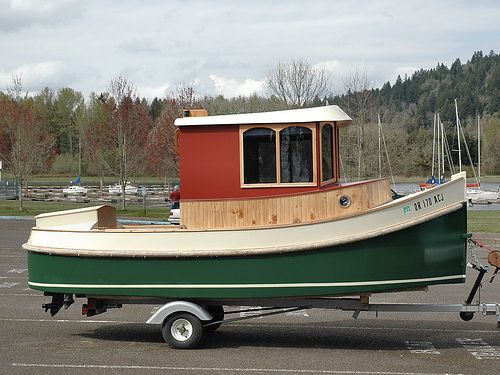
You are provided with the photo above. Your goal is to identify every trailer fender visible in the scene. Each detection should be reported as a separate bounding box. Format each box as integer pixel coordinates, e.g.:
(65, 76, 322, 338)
(146, 301, 213, 325)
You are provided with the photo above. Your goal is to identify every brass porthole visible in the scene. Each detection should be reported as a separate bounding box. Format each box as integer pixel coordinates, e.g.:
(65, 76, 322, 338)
(339, 195, 351, 208)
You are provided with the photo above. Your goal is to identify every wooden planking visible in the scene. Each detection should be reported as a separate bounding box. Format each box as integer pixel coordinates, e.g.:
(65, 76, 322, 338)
(181, 179, 391, 229)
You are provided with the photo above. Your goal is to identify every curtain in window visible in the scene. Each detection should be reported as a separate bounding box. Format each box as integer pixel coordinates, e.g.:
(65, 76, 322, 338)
(280, 126, 313, 183)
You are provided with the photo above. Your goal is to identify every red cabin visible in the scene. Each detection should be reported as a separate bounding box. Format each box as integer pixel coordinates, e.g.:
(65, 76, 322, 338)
(174, 106, 391, 228)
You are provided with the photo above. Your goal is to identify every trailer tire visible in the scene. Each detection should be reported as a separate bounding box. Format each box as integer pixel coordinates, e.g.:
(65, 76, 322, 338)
(162, 312, 203, 349)
(204, 305, 224, 332)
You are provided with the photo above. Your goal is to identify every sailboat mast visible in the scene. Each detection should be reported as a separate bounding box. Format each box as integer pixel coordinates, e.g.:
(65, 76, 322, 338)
(432, 114, 436, 178)
(378, 115, 382, 179)
(454, 99, 462, 172)
(437, 114, 441, 180)
(439, 114, 445, 179)
(478, 115, 481, 186)
(78, 138, 82, 178)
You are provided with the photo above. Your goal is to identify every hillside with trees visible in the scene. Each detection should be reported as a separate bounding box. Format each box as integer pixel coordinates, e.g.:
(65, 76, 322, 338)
(329, 50, 500, 180)
(2, 50, 500, 195)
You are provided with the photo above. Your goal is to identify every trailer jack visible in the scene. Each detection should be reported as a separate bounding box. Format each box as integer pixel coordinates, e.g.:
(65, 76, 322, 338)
(459, 263, 486, 321)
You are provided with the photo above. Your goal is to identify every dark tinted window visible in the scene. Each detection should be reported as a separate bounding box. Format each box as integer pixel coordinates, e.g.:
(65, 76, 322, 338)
(243, 128, 277, 183)
(280, 126, 313, 183)
(321, 124, 334, 182)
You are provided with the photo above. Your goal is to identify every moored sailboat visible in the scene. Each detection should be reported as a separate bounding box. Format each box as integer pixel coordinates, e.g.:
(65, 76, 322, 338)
(419, 113, 450, 189)
(452, 101, 499, 204)
(466, 115, 499, 203)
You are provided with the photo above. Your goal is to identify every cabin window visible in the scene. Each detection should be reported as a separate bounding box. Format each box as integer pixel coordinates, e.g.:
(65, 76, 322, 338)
(280, 126, 313, 183)
(321, 124, 334, 182)
(243, 127, 277, 184)
(241, 124, 316, 187)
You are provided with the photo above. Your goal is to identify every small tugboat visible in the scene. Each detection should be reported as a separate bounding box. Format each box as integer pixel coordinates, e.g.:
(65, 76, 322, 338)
(24, 105, 481, 348)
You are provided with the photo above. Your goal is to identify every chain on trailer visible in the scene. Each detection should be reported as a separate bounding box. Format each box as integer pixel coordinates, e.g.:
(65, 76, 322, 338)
(468, 238, 487, 270)
(469, 238, 500, 284)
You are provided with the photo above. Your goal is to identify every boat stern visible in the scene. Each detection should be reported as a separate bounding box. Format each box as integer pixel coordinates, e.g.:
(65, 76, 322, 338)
(32, 205, 121, 231)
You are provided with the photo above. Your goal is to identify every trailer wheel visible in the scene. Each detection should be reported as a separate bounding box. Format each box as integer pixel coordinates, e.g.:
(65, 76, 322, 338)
(204, 305, 224, 332)
(162, 312, 203, 349)
(460, 311, 474, 321)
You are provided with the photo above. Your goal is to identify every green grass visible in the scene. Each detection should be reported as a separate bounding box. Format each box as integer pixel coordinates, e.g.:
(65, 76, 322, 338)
(467, 210, 500, 233)
(0, 200, 170, 220)
(1, 199, 499, 232)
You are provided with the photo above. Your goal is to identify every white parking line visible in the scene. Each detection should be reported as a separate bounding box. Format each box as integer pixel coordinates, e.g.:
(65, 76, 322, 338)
(404, 340, 440, 354)
(7, 268, 27, 273)
(0, 275, 26, 279)
(231, 323, 499, 334)
(456, 338, 500, 359)
(1, 317, 499, 334)
(9, 363, 473, 375)
(0, 317, 139, 324)
(0, 282, 20, 288)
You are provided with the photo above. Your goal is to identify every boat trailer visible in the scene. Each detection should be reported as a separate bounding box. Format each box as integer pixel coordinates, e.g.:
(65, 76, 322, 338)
(40, 240, 500, 349)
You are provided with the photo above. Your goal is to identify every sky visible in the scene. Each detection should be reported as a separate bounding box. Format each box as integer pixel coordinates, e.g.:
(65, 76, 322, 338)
(1, 0, 499, 102)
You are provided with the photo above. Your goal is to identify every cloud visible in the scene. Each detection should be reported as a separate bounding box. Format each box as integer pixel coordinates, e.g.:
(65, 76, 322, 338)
(119, 38, 160, 53)
(2, 1, 500, 100)
(139, 84, 171, 101)
(316, 60, 341, 74)
(0, 61, 76, 93)
(0, 0, 82, 33)
(394, 66, 421, 80)
(209, 75, 264, 98)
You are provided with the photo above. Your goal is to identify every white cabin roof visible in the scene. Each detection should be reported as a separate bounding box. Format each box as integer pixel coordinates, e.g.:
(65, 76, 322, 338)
(174, 105, 352, 128)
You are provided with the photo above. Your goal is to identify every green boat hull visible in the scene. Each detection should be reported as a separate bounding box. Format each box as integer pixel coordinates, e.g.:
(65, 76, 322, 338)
(28, 205, 467, 300)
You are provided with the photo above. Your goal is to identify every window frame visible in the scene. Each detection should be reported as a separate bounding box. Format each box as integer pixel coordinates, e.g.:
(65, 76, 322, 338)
(319, 122, 339, 186)
(240, 123, 317, 188)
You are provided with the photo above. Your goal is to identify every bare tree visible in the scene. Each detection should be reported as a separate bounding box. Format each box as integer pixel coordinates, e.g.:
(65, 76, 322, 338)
(339, 69, 374, 180)
(265, 59, 332, 109)
(145, 82, 202, 181)
(86, 76, 150, 209)
(144, 104, 179, 180)
(0, 76, 55, 210)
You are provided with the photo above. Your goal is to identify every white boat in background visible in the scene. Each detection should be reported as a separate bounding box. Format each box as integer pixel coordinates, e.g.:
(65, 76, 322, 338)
(62, 185, 88, 195)
(108, 183, 138, 195)
(466, 188, 498, 203)
(454, 102, 498, 204)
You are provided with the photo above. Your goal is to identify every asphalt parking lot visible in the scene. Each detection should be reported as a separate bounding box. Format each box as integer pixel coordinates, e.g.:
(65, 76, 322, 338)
(1, 218, 500, 374)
